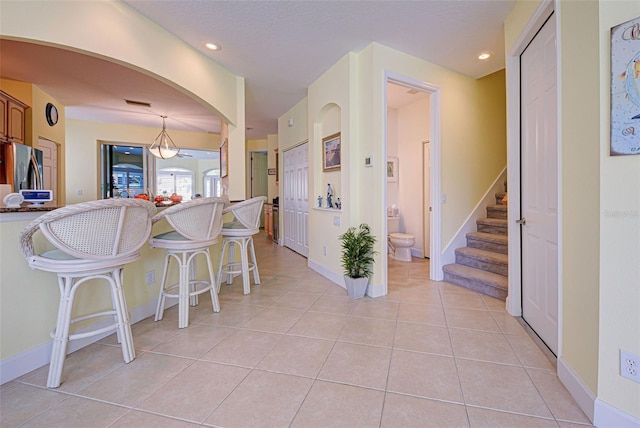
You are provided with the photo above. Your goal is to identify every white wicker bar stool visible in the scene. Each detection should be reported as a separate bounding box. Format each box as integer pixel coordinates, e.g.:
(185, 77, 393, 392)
(216, 196, 267, 295)
(149, 197, 228, 329)
(19, 198, 156, 388)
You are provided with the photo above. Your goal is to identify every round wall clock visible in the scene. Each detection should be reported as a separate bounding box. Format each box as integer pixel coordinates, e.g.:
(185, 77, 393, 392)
(45, 103, 58, 126)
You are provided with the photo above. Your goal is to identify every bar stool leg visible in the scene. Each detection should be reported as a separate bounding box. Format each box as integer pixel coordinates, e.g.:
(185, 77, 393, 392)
(111, 268, 135, 363)
(227, 241, 236, 285)
(248, 236, 260, 285)
(155, 252, 171, 321)
(204, 248, 220, 312)
(189, 255, 199, 307)
(240, 237, 251, 295)
(216, 239, 229, 293)
(47, 275, 74, 388)
(178, 252, 190, 329)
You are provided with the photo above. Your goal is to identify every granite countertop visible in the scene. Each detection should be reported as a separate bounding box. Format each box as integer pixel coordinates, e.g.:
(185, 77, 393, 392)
(0, 205, 58, 214)
(0, 200, 182, 215)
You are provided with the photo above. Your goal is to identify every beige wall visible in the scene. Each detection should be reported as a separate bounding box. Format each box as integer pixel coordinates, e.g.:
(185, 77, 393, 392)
(66, 119, 220, 204)
(597, 1, 640, 419)
(558, 0, 601, 396)
(266, 134, 279, 201)
(505, 0, 640, 420)
(1, 0, 246, 200)
(284, 43, 507, 294)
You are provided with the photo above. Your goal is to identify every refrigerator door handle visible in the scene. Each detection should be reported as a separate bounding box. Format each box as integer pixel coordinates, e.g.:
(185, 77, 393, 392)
(29, 150, 42, 190)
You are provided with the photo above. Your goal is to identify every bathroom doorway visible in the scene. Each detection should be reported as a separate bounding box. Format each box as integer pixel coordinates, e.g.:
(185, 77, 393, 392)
(385, 73, 442, 283)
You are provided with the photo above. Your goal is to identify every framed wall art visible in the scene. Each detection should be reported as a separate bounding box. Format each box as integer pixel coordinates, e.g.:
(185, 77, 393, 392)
(322, 132, 341, 171)
(387, 157, 398, 182)
(610, 16, 640, 156)
(220, 138, 228, 177)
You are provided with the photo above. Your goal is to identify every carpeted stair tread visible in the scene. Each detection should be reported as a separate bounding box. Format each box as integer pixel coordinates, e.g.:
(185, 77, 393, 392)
(466, 231, 508, 244)
(477, 217, 507, 226)
(455, 247, 508, 265)
(443, 263, 508, 300)
(455, 247, 508, 276)
(476, 217, 508, 236)
(486, 204, 507, 219)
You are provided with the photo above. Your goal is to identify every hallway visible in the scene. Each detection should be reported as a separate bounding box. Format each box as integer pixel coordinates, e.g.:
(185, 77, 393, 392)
(1, 234, 591, 427)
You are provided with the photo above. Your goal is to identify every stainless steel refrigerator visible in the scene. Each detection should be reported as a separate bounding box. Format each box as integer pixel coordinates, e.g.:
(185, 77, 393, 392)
(1, 142, 44, 192)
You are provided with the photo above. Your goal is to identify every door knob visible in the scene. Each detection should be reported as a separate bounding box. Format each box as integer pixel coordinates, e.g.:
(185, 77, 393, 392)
(516, 217, 527, 225)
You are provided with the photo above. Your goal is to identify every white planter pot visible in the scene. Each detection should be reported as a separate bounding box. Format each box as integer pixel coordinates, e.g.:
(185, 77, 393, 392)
(344, 275, 369, 299)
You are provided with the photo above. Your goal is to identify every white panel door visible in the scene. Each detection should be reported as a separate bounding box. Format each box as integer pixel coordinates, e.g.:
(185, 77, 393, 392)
(295, 144, 309, 256)
(283, 143, 309, 257)
(38, 138, 58, 206)
(284, 148, 295, 250)
(521, 16, 558, 355)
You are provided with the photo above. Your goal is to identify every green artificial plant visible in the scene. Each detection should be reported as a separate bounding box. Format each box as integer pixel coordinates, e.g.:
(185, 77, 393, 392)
(339, 223, 377, 278)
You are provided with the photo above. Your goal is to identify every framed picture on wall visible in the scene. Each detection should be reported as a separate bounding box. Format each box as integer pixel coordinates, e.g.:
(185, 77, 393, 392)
(220, 138, 228, 178)
(610, 16, 640, 155)
(322, 132, 341, 171)
(387, 157, 398, 182)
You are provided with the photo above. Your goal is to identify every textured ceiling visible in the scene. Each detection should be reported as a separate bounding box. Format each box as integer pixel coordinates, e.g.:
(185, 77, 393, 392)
(0, 0, 514, 139)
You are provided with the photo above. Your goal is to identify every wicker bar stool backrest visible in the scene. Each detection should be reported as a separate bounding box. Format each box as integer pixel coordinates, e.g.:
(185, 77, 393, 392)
(152, 197, 229, 240)
(225, 196, 267, 229)
(20, 198, 157, 261)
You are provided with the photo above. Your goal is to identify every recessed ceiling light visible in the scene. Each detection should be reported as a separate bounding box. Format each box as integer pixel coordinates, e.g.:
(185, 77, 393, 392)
(478, 51, 493, 60)
(205, 43, 221, 51)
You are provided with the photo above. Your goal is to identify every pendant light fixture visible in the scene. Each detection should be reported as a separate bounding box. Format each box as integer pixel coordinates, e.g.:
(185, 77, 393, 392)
(149, 115, 179, 159)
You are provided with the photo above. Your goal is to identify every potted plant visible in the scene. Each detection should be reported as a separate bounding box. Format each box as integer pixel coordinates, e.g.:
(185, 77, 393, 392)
(339, 223, 377, 299)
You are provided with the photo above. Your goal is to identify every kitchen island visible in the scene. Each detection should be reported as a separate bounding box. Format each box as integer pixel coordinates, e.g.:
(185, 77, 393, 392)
(0, 206, 227, 385)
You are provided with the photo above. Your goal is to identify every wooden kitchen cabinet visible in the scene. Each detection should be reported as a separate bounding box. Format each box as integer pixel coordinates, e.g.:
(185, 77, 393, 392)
(264, 203, 273, 238)
(0, 91, 28, 145)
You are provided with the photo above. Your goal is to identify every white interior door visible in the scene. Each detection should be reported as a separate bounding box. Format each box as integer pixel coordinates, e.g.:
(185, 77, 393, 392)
(283, 143, 309, 257)
(422, 141, 431, 258)
(38, 138, 57, 206)
(521, 16, 558, 355)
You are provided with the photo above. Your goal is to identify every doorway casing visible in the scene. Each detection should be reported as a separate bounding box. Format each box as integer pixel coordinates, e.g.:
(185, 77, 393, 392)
(384, 72, 442, 283)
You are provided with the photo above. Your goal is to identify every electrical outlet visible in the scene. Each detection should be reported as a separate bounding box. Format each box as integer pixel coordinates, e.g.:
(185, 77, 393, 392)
(323, 246, 327, 256)
(145, 270, 155, 285)
(620, 350, 640, 383)
(333, 216, 340, 226)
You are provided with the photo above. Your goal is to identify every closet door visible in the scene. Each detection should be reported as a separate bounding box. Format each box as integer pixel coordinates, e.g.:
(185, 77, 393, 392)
(283, 143, 309, 257)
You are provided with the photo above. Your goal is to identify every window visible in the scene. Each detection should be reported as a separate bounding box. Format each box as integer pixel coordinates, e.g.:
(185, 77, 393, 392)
(204, 168, 222, 197)
(100, 144, 148, 199)
(99, 143, 220, 200)
(157, 168, 193, 200)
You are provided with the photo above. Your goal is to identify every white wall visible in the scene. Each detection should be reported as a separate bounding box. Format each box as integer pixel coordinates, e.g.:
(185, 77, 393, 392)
(397, 96, 430, 257)
(386, 108, 399, 210)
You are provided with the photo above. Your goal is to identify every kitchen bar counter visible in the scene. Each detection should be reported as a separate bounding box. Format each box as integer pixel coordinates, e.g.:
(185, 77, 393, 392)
(0, 200, 182, 220)
(0, 205, 57, 214)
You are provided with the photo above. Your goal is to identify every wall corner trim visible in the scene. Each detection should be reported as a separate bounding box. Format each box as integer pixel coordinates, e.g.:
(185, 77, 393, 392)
(557, 356, 596, 423)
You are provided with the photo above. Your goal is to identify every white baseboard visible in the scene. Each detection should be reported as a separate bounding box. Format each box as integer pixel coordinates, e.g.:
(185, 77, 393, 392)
(557, 356, 596, 423)
(307, 258, 384, 298)
(0, 298, 163, 385)
(594, 399, 640, 428)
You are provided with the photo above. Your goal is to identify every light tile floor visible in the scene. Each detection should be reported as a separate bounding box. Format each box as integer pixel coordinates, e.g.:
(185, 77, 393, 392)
(1, 233, 593, 427)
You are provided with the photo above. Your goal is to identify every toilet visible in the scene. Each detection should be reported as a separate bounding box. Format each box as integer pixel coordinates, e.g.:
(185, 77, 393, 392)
(387, 216, 415, 262)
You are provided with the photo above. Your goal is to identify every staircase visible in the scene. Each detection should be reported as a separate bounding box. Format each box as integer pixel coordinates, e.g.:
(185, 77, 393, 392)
(443, 192, 508, 300)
